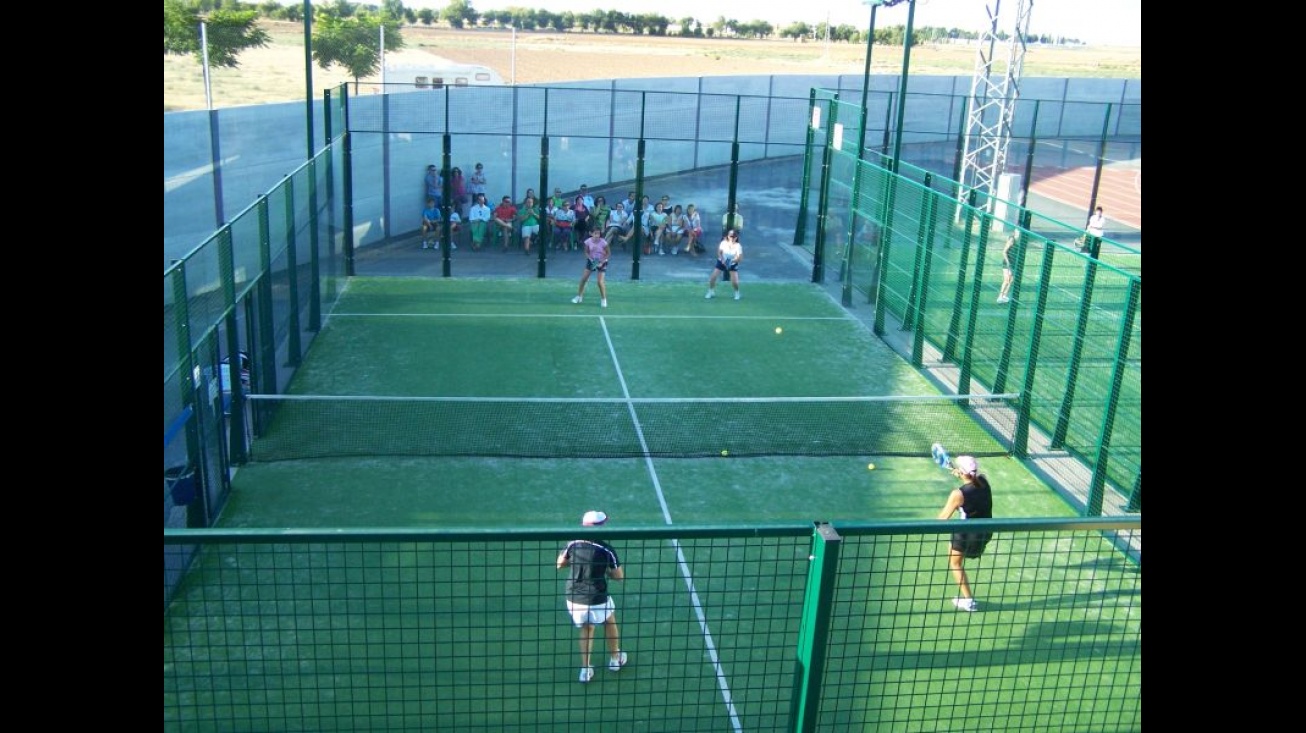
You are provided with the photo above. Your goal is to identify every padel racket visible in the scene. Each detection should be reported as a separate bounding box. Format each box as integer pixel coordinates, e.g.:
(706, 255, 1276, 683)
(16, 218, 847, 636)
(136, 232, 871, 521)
(931, 443, 952, 470)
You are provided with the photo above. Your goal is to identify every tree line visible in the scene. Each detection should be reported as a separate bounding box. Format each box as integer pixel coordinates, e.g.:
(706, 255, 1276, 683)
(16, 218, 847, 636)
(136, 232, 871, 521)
(165, 1, 1082, 84)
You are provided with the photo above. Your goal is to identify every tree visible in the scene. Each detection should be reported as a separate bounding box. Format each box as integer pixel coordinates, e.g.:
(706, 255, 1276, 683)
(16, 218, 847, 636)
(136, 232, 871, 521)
(441, 0, 477, 29)
(164, 0, 270, 68)
(312, 10, 406, 85)
(779, 22, 812, 41)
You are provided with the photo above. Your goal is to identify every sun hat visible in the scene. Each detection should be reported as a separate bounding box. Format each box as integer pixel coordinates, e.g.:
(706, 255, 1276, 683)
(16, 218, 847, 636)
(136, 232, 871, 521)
(581, 510, 608, 526)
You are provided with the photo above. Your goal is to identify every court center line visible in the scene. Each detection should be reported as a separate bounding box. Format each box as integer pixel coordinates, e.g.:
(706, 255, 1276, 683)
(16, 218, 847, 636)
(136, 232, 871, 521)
(598, 315, 743, 733)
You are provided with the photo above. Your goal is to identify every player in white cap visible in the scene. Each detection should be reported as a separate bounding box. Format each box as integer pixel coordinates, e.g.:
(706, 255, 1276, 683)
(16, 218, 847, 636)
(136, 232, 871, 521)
(556, 510, 628, 682)
(937, 456, 993, 612)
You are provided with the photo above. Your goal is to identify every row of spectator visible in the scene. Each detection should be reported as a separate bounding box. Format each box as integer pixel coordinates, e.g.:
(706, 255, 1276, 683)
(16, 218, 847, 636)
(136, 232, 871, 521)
(423, 188, 744, 257)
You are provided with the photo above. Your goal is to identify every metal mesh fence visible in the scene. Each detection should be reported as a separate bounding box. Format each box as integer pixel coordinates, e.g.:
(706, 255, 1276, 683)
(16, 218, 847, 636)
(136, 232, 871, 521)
(798, 95, 1140, 512)
(164, 520, 1140, 732)
(164, 82, 1140, 532)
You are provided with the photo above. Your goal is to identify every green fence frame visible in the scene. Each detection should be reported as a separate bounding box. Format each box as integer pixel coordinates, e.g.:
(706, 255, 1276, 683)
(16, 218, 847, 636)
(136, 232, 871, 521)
(165, 518, 1140, 732)
(796, 94, 1140, 515)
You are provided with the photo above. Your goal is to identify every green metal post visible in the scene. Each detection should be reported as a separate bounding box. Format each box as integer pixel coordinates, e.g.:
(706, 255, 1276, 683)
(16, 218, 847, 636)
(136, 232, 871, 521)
(219, 227, 246, 465)
(308, 157, 321, 332)
(949, 93, 966, 191)
(632, 139, 646, 279)
(793, 89, 817, 247)
(901, 173, 932, 342)
(841, 152, 862, 307)
(170, 265, 204, 528)
(1052, 252, 1100, 449)
(812, 94, 838, 284)
(993, 212, 1032, 393)
(539, 135, 549, 278)
(786, 522, 842, 733)
(632, 91, 646, 271)
(726, 96, 741, 235)
(957, 216, 992, 396)
(1085, 103, 1113, 217)
(441, 132, 453, 277)
(1014, 240, 1059, 460)
(880, 90, 893, 157)
(1125, 468, 1141, 512)
(303, 0, 314, 163)
(871, 171, 895, 336)
(944, 188, 979, 363)
(909, 187, 938, 366)
(1018, 101, 1041, 211)
(857, 4, 879, 160)
(1086, 277, 1140, 516)
(284, 177, 302, 366)
(890, 1, 916, 173)
(341, 87, 355, 276)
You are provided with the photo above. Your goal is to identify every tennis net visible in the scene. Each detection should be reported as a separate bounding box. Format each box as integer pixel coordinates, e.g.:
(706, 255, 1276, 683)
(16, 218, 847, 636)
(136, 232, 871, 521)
(245, 393, 1018, 461)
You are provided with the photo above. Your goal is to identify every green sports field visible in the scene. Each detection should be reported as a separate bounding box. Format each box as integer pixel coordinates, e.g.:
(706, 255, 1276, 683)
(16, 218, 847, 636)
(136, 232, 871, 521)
(219, 277, 1076, 528)
(164, 278, 1138, 732)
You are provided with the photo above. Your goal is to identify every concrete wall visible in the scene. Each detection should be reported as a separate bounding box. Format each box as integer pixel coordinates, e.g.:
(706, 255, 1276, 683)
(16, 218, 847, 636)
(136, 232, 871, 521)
(164, 74, 1139, 265)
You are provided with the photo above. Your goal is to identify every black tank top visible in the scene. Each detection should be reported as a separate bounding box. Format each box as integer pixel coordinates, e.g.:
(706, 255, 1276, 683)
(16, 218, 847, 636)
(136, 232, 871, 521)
(959, 476, 993, 520)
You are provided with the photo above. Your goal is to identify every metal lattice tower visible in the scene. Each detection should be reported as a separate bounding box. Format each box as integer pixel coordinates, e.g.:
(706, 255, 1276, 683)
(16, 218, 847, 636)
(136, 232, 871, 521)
(960, 0, 1034, 206)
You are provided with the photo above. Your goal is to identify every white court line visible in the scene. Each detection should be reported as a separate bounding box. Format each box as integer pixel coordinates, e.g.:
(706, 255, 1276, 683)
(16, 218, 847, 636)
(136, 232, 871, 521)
(598, 315, 744, 733)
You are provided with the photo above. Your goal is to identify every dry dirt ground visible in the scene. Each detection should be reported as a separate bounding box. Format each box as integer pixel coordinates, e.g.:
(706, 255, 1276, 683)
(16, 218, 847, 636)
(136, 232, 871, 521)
(164, 22, 1141, 111)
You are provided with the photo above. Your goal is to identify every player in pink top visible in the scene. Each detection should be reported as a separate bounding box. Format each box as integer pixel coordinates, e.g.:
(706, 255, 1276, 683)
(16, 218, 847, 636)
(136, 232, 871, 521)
(571, 229, 611, 308)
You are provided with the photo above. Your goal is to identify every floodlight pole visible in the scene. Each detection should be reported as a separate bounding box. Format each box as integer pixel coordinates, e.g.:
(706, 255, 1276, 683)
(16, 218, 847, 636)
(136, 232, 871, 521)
(891, 0, 917, 173)
(303, 0, 314, 163)
(844, 5, 879, 307)
(200, 21, 213, 111)
(857, 3, 879, 161)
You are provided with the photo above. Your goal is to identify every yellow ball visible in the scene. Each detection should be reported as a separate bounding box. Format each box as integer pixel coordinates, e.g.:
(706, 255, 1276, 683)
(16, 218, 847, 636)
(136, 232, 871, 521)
(775, 327, 783, 335)
(866, 463, 876, 470)
(721, 449, 729, 457)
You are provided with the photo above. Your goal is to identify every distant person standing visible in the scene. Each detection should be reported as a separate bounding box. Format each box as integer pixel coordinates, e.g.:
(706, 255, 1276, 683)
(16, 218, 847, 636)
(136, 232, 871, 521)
(705, 229, 743, 300)
(1082, 206, 1106, 251)
(424, 165, 442, 209)
(1087, 206, 1106, 238)
(572, 227, 610, 308)
(468, 163, 488, 207)
(557, 510, 627, 684)
(937, 455, 993, 612)
(996, 234, 1016, 304)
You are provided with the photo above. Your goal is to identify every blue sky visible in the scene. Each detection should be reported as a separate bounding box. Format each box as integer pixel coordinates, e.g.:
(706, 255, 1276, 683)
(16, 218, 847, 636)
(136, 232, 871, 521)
(397, 1, 1142, 47)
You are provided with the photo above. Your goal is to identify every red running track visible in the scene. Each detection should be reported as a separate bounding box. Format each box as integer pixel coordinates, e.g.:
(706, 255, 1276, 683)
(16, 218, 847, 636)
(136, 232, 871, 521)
(1029, 165, 1141, 230)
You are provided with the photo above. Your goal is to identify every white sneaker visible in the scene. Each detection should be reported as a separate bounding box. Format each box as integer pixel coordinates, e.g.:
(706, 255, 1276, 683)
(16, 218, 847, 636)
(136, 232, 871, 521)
(705, 290, 715, 299)
(733, 291, 741, 301)
(600, 298, 608, 308)
(450, 242, 458, 250)
(579, 666, 594, 683)
(952, 597, 977, 612)
(996, 295, 1010, 304)
(421, 242, 428, 249)
(608, 651, 627, 673)
(571, 296, 583, 304)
